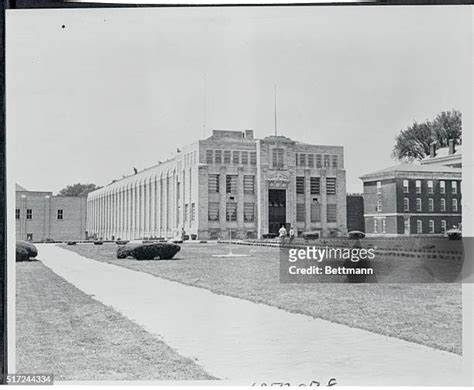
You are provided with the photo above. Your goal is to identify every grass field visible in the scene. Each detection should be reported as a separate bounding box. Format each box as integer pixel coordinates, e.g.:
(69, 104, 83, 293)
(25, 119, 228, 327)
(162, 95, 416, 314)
(61, 242, 462, 355)
(16, 261, 215, 381)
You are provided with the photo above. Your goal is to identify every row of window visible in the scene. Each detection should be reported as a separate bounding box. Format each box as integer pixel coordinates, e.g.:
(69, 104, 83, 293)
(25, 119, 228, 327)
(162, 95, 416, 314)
(296, 203, 337, 223)
(206, 150, 257, 166)
(379, 179, 460, 194)
(16, 209, 64, 220)
(296, 177, 337, 195)
(177, 151, 198, 171)
(296, 153, 338, 168)
(398, 197, 459, 213)
(208, 202, 256, 222)
(208, 202, 338, 223)
(375, 218, 450, 234)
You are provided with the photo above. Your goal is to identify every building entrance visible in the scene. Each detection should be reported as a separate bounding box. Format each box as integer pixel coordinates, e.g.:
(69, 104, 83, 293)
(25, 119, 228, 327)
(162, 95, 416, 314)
(268, 189, 286, 235)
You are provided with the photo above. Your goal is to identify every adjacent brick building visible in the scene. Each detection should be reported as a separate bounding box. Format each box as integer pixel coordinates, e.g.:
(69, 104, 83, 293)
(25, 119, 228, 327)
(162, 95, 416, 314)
(16, 184, 87, 242)
(360, 164, 462, 236)
(87, 130, 347, 240)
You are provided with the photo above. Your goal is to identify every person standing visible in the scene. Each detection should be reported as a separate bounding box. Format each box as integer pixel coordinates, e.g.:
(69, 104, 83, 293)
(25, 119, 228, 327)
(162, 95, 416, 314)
(289, 226, 295, 245)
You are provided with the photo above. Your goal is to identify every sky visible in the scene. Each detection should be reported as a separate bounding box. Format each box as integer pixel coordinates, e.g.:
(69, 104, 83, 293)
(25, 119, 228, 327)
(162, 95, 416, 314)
(6, 5, 472, 194)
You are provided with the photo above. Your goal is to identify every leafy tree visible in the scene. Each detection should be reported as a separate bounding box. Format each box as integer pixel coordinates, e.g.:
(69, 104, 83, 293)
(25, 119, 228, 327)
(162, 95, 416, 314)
(392, 110, 462, 161)
(57, 183, 101, 197)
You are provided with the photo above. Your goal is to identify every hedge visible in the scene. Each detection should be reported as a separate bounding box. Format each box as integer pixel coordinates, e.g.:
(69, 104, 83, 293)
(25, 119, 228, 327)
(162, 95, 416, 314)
(117, 242, 180, 260)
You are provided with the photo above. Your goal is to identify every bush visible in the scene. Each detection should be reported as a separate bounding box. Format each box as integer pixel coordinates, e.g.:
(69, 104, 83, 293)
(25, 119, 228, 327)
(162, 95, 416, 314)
(191, 234, 197, 240)
(93, 241, 104, 245)
(126, 243, 181, 260)
(302, 231, 320, 240)
(16, 247, 29, 262)
(116, 243, 141, 259)
(17, 241, 38, 258)
(116, 240, 129, 245)
(67, 241, 77, 245)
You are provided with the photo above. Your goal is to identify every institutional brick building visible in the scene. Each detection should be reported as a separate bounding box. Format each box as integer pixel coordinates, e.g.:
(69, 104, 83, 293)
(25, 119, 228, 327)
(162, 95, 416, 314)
(360, 164, 462, 236)
(87, 130, 347, 240)
(15, 184, 87, 242)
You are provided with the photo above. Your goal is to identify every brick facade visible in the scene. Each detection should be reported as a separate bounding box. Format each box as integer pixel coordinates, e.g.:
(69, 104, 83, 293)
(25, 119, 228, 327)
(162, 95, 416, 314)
(16, 187, 87, 242)
(360, 165, 462, 236)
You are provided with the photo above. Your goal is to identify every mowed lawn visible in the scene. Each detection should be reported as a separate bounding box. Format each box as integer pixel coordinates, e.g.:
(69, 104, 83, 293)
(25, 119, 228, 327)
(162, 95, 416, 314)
(16, 261, 215, 381)
(62, 242, 462, 355)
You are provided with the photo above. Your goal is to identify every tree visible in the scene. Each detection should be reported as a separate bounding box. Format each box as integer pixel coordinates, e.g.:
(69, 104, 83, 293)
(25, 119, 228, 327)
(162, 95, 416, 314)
(57, 183, 101, 197)
(392, 110, 462, 161)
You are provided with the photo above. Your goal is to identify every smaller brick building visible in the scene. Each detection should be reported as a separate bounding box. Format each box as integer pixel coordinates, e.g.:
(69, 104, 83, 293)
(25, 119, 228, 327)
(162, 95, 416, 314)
(360, 164, 461, 236)
(16, 184, 87, 242)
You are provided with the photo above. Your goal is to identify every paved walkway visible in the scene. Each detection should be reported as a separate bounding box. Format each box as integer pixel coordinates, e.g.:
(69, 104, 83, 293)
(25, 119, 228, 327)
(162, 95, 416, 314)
(36, 244, 468, 385)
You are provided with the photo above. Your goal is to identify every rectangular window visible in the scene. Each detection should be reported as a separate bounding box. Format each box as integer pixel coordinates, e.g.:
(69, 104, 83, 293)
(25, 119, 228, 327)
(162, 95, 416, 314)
(327, 204, 337, 223)
(184, 204, 189, 222)
(316, 154, 322, 168)
(299, 153, 306, 167)
(324, 155, 330, 168)
(310, 177, 320, 195)
(428, 198, 434, 212)
(215, 150, 222, 164)
(191, 203, 196, 222)
(427, 180, 433, 194)
(208, 174, 220, 193)
(440, 180, 445, 194)
(226, 175, 237, 194)
(296, 204, 305, 222)
(308, 154, 314, 168)
(57, 209, 64, 220)
(26, 209, 32, 220)
(376, 199, 382, 212)
(326, 178, 337, 195)
(272, 148, 284, 168)
(429, 220, 435, 233)
(206, 150, 213, 164)
(331, 155, 338, 168)
(417, 220, 422, 234)
(440, 198, 446, 212)
(382, 218, 386, 233)
(244, 203, 255, 222)
(15, 209, 20, 220)
(224, 150, 231, 164)
(250, 151, 257, 165)
(404, 197, 409, 211)
(441, 220, 447, 233)
(404, 217, 410, 234)
(233, 151, 240, 165)
(244, 175, 255, 194)
(416, 198, 422, 212)
(296, 177, 305, 194)
(416, 180, 421, 194)
(452, 198, 458, 212)
(374, 218, 378, 233)
(451, 181, 457, 194)
(208, 202, 219, 221)
(310, 202, 320, 222)
(241, 151, 248, 165)
(403, 179, 409, 193)
(226, 202, 237, 222)
(376, 181, 382, 194)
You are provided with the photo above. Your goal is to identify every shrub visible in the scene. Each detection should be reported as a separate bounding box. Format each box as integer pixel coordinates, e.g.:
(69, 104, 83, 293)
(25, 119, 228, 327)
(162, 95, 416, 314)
(67, 241, 77, 245)
(116, 240, 129, 245)
(302, 231, 320, 240)
(17, 241, 38, 258)
(191, 234, 197, 240)
(16, 247, 29, 262)
(93, 241, 104, 245)
(128, 243, 181, 260)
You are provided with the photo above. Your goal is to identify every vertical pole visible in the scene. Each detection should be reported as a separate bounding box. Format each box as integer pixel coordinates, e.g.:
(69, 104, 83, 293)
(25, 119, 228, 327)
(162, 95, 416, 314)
(274, 84, 277, 136)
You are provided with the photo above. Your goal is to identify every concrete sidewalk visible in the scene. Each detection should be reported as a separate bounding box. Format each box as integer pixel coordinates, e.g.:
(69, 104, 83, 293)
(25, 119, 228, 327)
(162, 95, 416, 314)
(36, 244, 468, 385)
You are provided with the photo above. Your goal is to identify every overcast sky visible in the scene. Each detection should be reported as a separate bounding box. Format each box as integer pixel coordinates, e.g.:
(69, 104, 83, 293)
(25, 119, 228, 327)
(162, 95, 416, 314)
(6, 5, 471, 193)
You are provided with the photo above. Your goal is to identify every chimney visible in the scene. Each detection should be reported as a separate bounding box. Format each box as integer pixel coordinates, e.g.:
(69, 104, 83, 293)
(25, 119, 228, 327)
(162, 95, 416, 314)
(448, 139, 455, 155)
(429, 142, 436, 158)
(244, 129, 254, 140)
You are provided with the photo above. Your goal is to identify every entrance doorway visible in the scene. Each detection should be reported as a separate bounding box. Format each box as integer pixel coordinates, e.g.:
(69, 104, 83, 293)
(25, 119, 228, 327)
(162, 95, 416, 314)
(268, 189, 286, 235)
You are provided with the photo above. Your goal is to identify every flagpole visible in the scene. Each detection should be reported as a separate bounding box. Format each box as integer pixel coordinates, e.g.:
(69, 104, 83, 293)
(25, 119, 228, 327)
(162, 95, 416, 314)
(274, 84, 277, 136)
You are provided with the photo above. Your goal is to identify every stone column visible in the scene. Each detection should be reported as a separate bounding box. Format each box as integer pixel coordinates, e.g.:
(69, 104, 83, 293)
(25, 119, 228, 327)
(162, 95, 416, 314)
(320, 171, 328, 236)
(219, 167, 227, 232)
(304, 169, 311, 231)
(237, 167, 244, 235)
